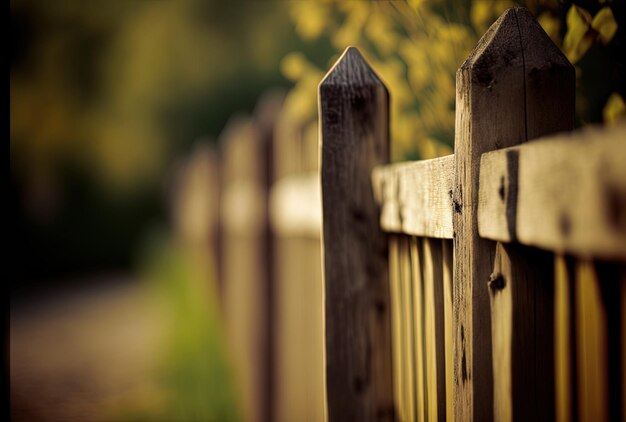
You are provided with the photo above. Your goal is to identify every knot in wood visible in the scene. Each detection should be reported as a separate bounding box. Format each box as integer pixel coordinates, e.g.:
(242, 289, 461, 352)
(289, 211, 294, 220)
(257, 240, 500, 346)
(488, 273, 505, 290)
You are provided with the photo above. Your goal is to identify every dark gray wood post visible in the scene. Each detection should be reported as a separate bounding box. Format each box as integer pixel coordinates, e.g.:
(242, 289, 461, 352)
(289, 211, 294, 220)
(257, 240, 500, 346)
(319, 47, 395, 421)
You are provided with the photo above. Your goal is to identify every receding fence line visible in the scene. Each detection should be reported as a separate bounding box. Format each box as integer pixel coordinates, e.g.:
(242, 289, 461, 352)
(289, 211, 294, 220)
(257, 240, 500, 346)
(207, 6, 625, 422)
(216, 87, 327, 422)
(320, 6, 625, 422)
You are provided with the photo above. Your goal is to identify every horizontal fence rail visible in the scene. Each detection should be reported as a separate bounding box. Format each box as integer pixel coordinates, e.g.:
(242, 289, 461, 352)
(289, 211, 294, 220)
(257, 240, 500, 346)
(372, 155, 454, 239)
(478, 123, 626, 260)
(269, 172, 321, 238)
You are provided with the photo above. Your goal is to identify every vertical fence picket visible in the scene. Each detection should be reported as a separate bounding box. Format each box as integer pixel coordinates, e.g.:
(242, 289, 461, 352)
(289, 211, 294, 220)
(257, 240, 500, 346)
(554, 255, 576, 422)
(454, 7, 574, 420)
(169, 140, 220, 280)
(320, 47, 394, 421)
(442, 240, 454, 421)
(410, 237, 426, 421)
(489, 243, 554, 421)
(272, 102, 324, 421)
(220, 116, 269, 422)
(400, 236, 416, 421)
(453, 10, 522, 419)
(422, 238, 446, 422)
(575, 261, 609, 421)
(253, 92, 284, 422)
(388, 236, 405, 420)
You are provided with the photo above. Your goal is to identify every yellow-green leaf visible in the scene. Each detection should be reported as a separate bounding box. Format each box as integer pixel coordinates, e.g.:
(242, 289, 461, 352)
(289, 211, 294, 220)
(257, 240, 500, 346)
(470, 1, 492, 32)
(603, 93, 626, 124)
(563, 5, 594, 63)
(592, 7, 618, 44)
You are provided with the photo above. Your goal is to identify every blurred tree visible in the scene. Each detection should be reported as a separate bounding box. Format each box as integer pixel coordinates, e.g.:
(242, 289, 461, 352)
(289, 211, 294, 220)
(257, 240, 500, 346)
(9, 0, 308, 281)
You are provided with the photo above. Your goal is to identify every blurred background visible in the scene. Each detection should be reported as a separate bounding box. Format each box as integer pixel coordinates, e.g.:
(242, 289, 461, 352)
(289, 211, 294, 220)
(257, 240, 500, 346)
(10, 0, 624, 421)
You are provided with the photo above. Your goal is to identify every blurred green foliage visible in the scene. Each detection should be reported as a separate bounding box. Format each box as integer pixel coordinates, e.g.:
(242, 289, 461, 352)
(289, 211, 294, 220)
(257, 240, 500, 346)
(130, 231, 240, 421)
(10, 0, 327, 280)
(281, 0, 625, 161)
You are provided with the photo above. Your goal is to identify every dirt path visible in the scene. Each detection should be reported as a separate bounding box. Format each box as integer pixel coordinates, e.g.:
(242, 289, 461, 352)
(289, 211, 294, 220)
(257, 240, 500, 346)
(10, 277, 167, 422)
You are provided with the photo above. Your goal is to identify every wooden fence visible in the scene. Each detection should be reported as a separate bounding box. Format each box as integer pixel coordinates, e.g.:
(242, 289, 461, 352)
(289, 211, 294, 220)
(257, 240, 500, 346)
(206, 90, 325, 422)
(320, 7, 625, 422)
(185, 6, 626, 422)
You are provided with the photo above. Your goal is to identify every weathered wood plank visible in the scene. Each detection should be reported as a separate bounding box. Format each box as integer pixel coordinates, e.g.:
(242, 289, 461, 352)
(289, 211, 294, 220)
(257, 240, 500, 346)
(442, 240, 454, 422)
(478, 123, 626, 259)
(453, 8, 574, 420)
(554, 255, 576, 422)
(372, 155, 454, 238)
(422, 238, 446, 421)
(489, 244, 513, 422)
(575, 260, 609, 422)
(320, 46, 394, 421)
(388, 236, 405, 421)
(399, 237, 416, 421)
(489, 243, 554, 422)
(410, 237, 426, 422)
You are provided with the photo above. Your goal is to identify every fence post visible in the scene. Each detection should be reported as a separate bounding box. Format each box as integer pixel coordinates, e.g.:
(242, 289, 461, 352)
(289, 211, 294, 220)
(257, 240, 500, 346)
(271, 92, 325, 421)
(453, 7, 574, 421)
(319, 47, 394, 421)
(220, 114, 271, 422)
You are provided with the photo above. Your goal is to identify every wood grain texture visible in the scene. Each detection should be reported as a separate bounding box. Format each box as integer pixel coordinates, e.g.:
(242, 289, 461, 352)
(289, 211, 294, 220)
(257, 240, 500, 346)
(478, 123, 626, 259)
(452, 7, 574, 420)
(442, 240, 454, 422)
(489, 243, 554, 422)
(388, 237, 405, 421)
(554, 259, 626, 422)
(554, 255, 576, 422)
(575, 261, 609, 422)
(422, 238, 447, 422)
(320, 47, 394, 421)
(410, 237, 427, 422)
(372, 155, 454, 238)
(399, 237, 416, 421)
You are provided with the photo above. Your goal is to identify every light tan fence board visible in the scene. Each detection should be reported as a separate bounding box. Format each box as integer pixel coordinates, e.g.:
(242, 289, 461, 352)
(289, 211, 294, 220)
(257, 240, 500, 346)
(479, 124, 626, 259)
(373, 155, 454, 239)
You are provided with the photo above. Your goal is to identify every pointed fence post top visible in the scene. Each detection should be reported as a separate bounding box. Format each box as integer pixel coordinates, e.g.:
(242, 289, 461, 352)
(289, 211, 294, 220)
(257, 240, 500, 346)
(515, 7, 572, 70)
(452, 6, 575, 422)
(461, 7, 573, 83)
(319, 47, 387, 90)
(319, 46, 393, 420)
(319, 46, 389, 156)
